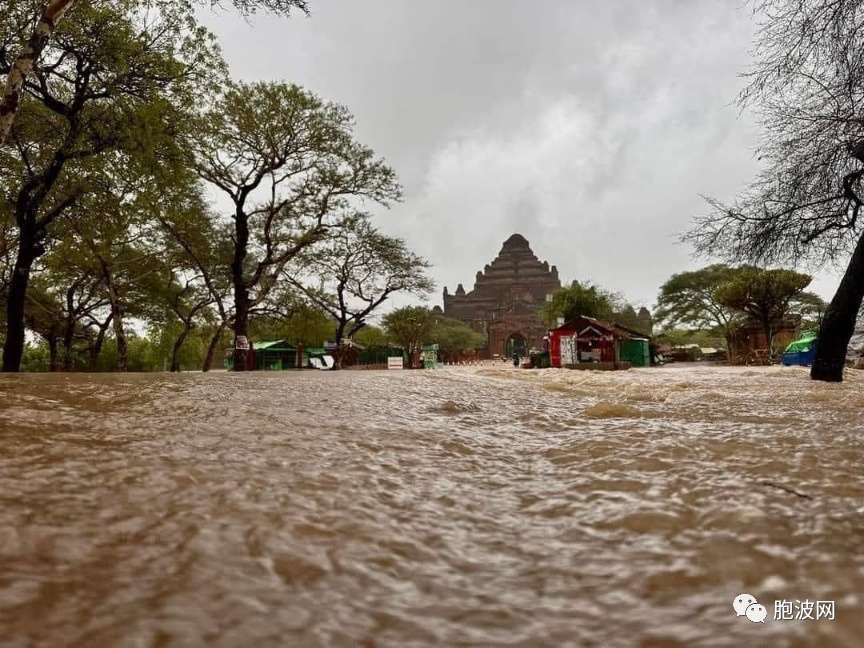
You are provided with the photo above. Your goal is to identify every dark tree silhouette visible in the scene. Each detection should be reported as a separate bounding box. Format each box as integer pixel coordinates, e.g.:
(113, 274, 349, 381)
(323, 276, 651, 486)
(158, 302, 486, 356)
(686, 0, 864, 382)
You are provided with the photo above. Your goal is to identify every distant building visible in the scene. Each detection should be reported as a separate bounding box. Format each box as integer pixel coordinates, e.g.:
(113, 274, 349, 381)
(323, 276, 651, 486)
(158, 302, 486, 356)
(442, 233, 562, 357)
(637, 307, 653, 335)
(728, 316, 801, 358)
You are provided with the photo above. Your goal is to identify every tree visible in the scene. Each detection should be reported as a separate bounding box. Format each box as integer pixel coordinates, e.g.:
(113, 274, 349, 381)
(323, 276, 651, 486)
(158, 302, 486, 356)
(155, 193, 234, 372)
(1, 0, 219, 371)
(714, 267, 811, 356)
(288, 215, 433, 369)
(383, 306, 435, 367)
(354, 324, 389, 348)
(0, 0, 310, 146)
(162, 270, 213, 372)
(22, 277, 65, 370)
(792, 291, 828, 334)
(194, 81, 400, 371)
(685, 0, 864, 382)
(654, 264, 745, 346)
(249, 301, 333, 349)
(429, 317, 486, 362)
(539, 280, 616, 326)
(36, 235, 107, 370)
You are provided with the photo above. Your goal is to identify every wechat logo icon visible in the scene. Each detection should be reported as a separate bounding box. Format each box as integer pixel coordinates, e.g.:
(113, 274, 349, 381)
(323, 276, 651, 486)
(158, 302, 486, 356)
(734, 594, 766, 623)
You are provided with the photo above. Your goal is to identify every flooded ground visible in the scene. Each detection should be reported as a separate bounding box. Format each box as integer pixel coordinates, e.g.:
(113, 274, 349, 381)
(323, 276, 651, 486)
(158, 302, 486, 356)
(1, 363, 864, 647)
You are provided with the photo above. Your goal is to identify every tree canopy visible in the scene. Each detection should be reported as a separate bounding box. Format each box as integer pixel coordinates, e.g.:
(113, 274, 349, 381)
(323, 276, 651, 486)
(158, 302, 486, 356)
(654, 264, 744, 341)
(288, 215, 433, 368)
(539, 280, 616, 326)
(714, 267, 811, 354)
(383, 306, 436, 363)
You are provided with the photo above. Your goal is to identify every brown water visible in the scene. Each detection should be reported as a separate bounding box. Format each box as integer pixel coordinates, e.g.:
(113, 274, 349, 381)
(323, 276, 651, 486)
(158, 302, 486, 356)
(1, 364, 864, 647)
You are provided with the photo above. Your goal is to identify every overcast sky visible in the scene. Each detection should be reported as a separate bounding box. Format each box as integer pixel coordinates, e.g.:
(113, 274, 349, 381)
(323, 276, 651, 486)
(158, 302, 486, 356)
(200, 0, 842, 312)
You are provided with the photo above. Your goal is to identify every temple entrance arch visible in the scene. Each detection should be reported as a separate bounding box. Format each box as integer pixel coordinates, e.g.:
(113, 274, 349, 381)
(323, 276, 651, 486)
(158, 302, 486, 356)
(505, 332, 528, 358)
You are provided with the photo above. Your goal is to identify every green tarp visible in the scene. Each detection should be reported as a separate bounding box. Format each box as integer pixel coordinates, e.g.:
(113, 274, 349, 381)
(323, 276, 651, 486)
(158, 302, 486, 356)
(784, 336, 817, 352)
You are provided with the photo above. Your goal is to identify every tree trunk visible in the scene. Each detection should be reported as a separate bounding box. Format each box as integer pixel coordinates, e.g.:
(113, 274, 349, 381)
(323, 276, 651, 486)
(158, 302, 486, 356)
(0, 0, 78, 145)
(811, 230, 864, 382)
(232, 292, 249, 371)
(170, 325, 191, 372)
(87, 312, 112, 371)
(202, 321, 226, 372)
(331, 322, 347, 370)
(99, 261, 128, 372)
(108, 297, 127, 372)
(48, 335, 59, 371)
(62, 324, 75, 370)
(762, 318, 774, 359)
(62, 288, 76, 371)
(231, 211, 250, 371)
(1, 242, 37, 372)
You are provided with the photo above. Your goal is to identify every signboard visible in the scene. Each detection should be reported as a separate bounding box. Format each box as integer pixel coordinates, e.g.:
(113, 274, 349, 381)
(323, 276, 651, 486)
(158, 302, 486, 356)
(235, 335, 249, 350)
(387, 356, 404, 370)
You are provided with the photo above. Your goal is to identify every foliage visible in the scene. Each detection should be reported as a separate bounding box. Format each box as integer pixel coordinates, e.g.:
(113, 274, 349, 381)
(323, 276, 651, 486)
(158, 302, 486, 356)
(382, 306, 435, 357)
(429, 317, 486, 355)
(714, 267, 812, 353)
(539, 280, 616, 326)
(288, 214, 433, 366)
(193, 80, 401, 371)
(247, 302, 334, 348)
(1, 0, 223, 371)
(354, 324, 389, 348)
(654, 265, 746, 339)
(653, 326, 728, 350)
(792, 291, 828, 333)
(20, 339, 50, 371)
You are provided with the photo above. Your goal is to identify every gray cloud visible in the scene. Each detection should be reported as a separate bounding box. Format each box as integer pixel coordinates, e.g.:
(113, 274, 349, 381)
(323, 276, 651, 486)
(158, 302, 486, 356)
(200, 0, 841, 310)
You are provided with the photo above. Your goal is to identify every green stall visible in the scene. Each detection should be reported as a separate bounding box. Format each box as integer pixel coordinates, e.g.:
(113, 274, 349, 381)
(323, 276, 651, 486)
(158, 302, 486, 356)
(617, 338, 650, 367)
(253, 340, 298, 370)
(422, 344, 439, 369)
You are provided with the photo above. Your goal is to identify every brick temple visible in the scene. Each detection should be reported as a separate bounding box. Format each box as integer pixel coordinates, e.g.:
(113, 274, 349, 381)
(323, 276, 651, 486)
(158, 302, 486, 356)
(440, 233, 562, 358)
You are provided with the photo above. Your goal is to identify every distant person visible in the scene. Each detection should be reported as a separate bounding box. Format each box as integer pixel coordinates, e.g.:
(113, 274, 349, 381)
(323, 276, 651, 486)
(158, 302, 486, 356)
(513, 353, 520, 368)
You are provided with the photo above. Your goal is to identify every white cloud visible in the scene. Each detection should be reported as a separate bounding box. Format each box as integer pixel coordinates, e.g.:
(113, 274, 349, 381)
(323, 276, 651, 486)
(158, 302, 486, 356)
(199, 0, 845, 312)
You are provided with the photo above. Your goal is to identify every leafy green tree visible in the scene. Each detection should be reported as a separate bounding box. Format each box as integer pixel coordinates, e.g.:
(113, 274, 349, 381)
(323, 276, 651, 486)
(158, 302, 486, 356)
(194, 81, 401, 371)
(654, 326, 727, 351)
(539, 280, 616, 326)
(248, 301, 334, 349)
(714, 267, 812, 355)
(155, 193, 234, 372)
(429, 317, 486, 362)
(21, 277, 65, 370)
(654, 264, 745, 346)
(354, 324, 389, 348)
(33, 236, 106, 371)
(383, 306, 435, 366)
(20, 339, 50, 371)
(792, 291, 828, 335)
(1, 0, 220, 371)
(0, 0, 309, 145)
(288, 215, 433, 369)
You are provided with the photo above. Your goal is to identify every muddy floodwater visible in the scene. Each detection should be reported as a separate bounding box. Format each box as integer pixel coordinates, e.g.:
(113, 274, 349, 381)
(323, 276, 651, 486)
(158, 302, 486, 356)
(2, 364, 864, 647)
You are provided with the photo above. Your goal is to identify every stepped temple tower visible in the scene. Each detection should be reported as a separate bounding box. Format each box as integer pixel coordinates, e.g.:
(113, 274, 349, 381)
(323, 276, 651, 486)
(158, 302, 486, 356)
(441, 233, 562, 357)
